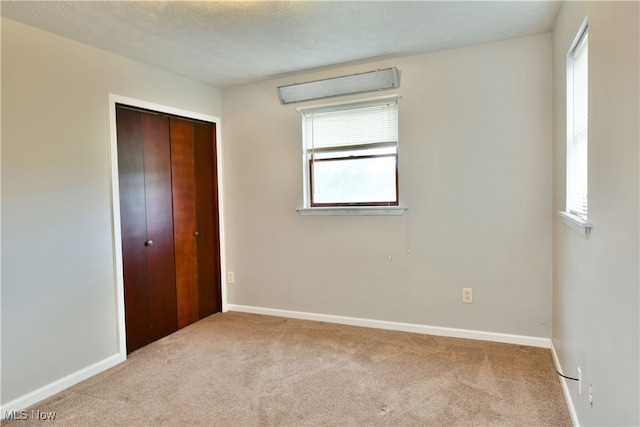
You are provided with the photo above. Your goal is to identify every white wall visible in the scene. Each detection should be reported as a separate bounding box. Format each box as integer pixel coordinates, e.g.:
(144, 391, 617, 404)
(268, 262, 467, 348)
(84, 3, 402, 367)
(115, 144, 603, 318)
(1, 18, 222, 407)
(222, 34, 553, 338)
(552, 2, 639, 425)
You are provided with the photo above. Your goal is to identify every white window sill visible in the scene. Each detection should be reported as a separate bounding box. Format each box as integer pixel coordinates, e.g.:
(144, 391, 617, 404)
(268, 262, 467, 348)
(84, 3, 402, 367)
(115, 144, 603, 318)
(558, 211, 592, 238)
(297, 206, 407, 216)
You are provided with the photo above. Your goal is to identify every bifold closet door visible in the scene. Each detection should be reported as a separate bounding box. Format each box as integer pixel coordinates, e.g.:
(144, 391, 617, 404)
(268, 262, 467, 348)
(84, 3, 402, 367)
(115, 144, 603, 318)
(116, 106, 178, 353)
(193, 121, 222, 318)
(169, 118, 199, 328)
(170, 118, 222, 328)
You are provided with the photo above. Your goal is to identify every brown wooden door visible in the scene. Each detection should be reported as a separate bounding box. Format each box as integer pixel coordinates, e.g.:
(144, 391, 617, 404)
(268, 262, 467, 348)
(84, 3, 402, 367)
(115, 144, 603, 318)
(116, 105, 221, 353)
(170, 117, 222, 328)
(170, 118, 200, 328)
(116, 105, 178, 353)
(193, 121, 222, 318)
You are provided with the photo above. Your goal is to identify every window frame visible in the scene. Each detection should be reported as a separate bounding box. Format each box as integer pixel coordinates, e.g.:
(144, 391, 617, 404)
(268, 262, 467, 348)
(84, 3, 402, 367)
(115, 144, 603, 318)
(299, 96, 401, 210)
(560, 19, 592, 238)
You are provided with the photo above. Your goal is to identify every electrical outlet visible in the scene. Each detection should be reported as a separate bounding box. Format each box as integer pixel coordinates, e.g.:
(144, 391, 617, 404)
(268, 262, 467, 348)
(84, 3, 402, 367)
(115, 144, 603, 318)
(462, 288, 473, 304)
(588, 383, 593, 407)
(577, 367, 582, 394)
(227, 271, 235, 284)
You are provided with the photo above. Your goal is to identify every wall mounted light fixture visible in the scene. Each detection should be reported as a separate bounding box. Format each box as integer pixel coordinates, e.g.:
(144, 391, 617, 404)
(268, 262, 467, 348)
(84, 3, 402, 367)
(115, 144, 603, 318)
(277, 67, 400, 104)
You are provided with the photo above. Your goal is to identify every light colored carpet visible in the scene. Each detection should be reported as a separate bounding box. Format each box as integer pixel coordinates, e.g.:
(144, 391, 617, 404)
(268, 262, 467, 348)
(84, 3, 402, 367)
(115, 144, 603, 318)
(4, 312, 571, 426)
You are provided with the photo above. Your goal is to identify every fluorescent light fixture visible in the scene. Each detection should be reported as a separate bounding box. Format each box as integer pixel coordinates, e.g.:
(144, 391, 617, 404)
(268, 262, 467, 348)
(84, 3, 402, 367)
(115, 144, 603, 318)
(277, 67, 399, 104)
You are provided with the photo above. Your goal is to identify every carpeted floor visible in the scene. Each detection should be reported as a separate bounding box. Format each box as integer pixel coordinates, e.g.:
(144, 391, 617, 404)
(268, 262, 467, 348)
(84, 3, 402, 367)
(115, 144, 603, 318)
(4, 312, 571, 426)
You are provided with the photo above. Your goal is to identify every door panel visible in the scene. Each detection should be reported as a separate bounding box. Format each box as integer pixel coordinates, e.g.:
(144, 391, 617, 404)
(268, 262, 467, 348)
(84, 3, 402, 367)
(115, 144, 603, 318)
(116, 107, 151, 353)
(193, 122, 222, 317)
(142, 114, 178, 342)
(170, 117, 200, 328)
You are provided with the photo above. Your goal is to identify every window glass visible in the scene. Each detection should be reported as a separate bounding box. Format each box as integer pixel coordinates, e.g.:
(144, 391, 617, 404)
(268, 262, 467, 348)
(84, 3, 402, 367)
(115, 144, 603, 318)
(311, 155, 397, 205)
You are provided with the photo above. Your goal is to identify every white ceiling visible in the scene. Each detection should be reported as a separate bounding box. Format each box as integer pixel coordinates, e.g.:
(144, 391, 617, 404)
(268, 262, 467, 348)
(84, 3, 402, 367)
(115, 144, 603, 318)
(1, 1, 561, 88)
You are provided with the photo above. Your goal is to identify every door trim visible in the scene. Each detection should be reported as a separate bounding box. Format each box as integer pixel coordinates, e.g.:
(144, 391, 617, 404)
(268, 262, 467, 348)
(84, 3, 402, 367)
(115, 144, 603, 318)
(107, 94, 227, 357)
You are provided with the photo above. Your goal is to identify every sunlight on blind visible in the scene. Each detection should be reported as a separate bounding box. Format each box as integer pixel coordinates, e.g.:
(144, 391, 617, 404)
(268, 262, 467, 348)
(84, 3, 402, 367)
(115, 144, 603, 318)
(570, 30, 588, 216)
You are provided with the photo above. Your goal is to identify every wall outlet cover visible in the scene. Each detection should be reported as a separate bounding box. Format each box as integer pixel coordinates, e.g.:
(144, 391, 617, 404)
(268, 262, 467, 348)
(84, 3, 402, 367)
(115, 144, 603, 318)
(462, 288, 473, 303)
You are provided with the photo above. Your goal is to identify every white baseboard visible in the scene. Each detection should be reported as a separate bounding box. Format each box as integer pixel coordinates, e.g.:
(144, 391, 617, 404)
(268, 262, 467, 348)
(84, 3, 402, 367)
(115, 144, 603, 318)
(1, 352, 125, 418)
(550, 340, 580, 426)
(226, 304, 551, 348)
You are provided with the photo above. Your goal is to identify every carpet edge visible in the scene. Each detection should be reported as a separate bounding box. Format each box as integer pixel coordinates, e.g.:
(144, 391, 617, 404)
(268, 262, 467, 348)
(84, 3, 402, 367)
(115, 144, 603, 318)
(226, 304, 551, 348)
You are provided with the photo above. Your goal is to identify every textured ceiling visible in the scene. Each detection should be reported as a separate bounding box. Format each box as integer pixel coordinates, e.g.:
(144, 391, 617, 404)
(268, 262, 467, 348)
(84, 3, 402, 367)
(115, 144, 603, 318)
(1, 1, 561, 88)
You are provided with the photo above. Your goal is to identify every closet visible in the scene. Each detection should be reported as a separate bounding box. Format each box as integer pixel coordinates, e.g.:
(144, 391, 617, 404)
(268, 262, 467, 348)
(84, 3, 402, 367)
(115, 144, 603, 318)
(116, 104, 221, 354)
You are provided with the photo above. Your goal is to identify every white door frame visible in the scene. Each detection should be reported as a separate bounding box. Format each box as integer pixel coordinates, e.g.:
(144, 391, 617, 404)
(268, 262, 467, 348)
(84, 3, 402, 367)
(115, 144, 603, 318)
(107, 94, 227, 357)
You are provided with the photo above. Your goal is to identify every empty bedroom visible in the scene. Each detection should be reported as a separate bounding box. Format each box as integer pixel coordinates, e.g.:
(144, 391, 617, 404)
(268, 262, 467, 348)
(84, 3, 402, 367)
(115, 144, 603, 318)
(1, 1, 638, 426)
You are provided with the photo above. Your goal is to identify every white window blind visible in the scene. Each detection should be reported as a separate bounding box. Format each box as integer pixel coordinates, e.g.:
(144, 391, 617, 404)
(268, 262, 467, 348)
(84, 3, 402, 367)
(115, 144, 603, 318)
(303, 101, 398, 151)
(569, 29, 588, 217)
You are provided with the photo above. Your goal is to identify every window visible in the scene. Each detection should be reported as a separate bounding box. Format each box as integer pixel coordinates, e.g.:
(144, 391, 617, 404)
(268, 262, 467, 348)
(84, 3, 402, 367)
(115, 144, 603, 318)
(566, 24, 589, 220)
(301, 98, 399, 208)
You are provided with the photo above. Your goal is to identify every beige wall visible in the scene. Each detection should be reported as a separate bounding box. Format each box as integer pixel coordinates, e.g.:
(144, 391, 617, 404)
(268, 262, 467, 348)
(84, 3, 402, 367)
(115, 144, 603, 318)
(222, 34, 553, 337)
(1, 18, 222, 405)
(552, 2, 639, 425)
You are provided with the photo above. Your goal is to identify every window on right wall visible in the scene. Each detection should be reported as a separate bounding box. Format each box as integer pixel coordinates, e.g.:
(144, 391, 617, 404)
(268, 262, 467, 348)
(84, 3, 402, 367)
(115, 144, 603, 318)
(563, 21, 591, 237)
(567, 24, 589, 218)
